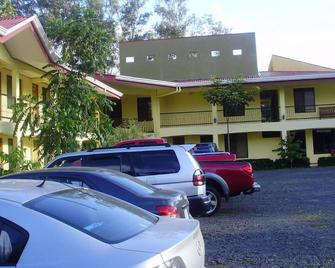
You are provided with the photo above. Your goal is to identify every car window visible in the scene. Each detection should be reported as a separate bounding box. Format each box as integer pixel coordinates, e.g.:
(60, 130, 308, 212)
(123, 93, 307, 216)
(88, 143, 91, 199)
(50, 157, 82, 167)
(25, 189, 157, 244)
(131, 150, 180, 176)
(44, 176, 91, 188)
(0, 218, 29, 266)
(83, 155, 121, 171)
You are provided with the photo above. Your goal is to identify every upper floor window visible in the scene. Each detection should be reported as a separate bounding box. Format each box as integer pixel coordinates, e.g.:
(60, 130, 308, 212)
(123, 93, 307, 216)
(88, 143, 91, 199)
(224, 104, 245, 117)
(168, 53, 177, 60)
(189, 51, 199, 58)
(294, 88, 315, 113)
(6, 75, 14, 109)
(211, 50, 220, 57)
(125, 56, 134, 63)
(146, 55, 155, 62)
(233, 49, 242, 56)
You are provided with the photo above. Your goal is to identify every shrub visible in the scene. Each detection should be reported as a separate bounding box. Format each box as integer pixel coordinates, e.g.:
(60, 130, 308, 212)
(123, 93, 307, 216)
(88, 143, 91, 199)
(247, 158, 275, 170)
(318, 156, 335, 166)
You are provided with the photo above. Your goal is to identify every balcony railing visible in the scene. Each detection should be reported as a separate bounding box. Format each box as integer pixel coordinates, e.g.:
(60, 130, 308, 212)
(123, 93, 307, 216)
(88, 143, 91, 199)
(286, 104, 335, 120)
(112, 118, 154, 133)
(217, 107, 279, 124)
(160, 110, 212, 127)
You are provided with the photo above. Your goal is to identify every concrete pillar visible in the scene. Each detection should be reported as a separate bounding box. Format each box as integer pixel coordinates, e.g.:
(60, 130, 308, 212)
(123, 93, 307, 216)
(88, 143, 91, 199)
(211, 104, 218, 124)
(278, 87, 286, 121)
(213, 133, 219, 147)
(281, 130, 287, 140)
(151, 96, 161, 136)
(12, 69, 22, 147)
(305, 129, 316, 166)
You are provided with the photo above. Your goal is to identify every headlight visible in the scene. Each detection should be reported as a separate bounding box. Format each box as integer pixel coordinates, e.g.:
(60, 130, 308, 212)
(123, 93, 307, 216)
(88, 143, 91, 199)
(154, 256, 186, 268)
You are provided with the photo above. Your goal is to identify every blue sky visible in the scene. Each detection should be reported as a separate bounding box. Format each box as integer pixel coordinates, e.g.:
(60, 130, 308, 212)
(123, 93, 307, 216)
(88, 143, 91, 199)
(149, 0, 335, 71)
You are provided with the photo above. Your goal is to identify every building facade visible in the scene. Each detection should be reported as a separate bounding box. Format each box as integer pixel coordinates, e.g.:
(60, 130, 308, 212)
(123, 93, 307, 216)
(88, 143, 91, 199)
(100, 36, 335, 166)
(0, 16, 122, 163)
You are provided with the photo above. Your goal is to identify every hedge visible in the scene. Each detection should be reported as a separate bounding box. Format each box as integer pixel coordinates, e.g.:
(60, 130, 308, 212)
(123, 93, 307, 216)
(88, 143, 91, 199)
(246, 157, 310, 170)
(318, 156, 335, 166)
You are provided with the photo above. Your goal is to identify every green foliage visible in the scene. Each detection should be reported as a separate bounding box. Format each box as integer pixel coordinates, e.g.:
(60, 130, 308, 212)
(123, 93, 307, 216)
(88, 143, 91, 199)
(273, 135, 306, 168)
(0, 0, 17, 17)
(246, 158, 275, 170)
(11, 7, 116, 161)
(318, 156, 335, 167)
(45, 8, 113, 75)
(203, 78, 258, 112)
(0, 147, 41, 175)
(188, 14, 231, 36)
(154, 0, 190, 38)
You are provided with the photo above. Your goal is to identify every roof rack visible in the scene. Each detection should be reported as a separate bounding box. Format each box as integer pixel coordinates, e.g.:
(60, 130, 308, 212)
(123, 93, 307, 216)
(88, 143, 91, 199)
(87, 143, 171, 152)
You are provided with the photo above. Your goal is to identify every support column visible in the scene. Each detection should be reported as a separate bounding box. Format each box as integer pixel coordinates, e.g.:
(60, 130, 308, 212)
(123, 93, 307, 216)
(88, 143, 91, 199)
(151, 96, 161, 136)
(12, 69, 22, 147)
(278, 87, 286, 121)
(211, 104, 218, 124)
(213, 133, 219, 147)
(281, 130, 287, 141)
(305, 129, 316, 166)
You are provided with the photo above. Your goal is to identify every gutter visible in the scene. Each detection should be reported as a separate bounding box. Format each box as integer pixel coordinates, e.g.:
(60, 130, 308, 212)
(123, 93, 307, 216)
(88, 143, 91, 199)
(157, 86, 182, 98)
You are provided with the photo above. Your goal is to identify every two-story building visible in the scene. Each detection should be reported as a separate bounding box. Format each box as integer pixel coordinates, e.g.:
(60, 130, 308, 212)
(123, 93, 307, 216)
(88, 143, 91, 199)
(98, 34, 335, 165)
(0, 16, 122, 162)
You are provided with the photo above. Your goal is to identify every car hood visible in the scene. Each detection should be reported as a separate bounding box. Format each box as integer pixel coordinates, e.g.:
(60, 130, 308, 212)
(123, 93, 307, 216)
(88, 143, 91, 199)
(113, 217, 205, 267)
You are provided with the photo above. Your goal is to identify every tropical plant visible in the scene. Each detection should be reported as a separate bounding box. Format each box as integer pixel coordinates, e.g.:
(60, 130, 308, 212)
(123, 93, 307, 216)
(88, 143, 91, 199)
(203, 78, 259, 152)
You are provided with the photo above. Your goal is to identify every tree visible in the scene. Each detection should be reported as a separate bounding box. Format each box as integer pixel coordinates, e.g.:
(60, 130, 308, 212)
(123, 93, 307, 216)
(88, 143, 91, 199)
(203, 78, 258, 152)
(154, 0, 190, 38)
(112, 0, 151, 41)
(0, 0, 17, 17)
(12, 7, 116, 161)
(273, 135, 305, 168)
(188, 14, 231, 36)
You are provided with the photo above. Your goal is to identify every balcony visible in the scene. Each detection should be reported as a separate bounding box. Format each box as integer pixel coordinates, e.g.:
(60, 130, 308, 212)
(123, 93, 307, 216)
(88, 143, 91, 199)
(286, 104, 335, 120)
(160, 110, 212, 127)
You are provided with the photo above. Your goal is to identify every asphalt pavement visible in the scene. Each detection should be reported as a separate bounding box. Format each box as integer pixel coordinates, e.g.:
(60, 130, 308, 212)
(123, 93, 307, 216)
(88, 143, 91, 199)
(199, 166, 335, 268)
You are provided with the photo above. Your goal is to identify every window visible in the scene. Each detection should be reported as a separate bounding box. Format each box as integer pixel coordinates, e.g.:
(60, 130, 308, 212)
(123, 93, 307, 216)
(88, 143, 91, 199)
(25, 189, 157, 244)
(189, 51, 199, 58)
(294, 88, 315, 113)
(42, 87, 50, 102)
(223, 104, 245, 117)
(50, 157, 82, 167)
(262, 131, 281, 138)
(8, 138, 14, 154)
(224, 133, 248, 158)
(313, 129, 335, 154)
(200, 135, 213, 143)
(131, 150, 180, 176)
(44, 176, 90, 188)
(125, 56, 134, 63)
(211, 50, 220, 57)
(19, 79, 22, 97)
(233, 49, 242, 56)
(83, 154, 132, 175)
(172, 136, 185, 145)
(0, 217, 29, 266)
(168, 53, 177, 60)
(6, 75, 14, 109)
(146, 55, 155, 62)
(137, 97, 152, 121)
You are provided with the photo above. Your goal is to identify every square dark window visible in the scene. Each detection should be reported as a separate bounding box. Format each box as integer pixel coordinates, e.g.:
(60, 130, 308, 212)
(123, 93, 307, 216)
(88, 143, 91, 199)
(224, 133, 248, 158)
(223, 104, 245, 117)
(137, 97, 152, 122)
(313, 129, 335, 154)
(172, 136, 185, 145)
(294, 88, 315, 113)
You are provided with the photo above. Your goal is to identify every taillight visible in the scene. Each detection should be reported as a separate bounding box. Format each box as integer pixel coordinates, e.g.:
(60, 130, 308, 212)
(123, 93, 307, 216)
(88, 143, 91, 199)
(243, 163, 253, 175)
(193, 169, 205, 186)
(156, 205, 180, 218)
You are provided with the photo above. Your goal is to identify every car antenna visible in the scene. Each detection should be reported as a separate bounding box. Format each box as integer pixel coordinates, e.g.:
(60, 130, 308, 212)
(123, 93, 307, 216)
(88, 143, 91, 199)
(36, 178, 47, 188)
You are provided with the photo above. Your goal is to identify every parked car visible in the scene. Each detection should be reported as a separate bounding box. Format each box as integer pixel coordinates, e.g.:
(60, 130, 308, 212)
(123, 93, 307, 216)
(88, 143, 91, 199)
(114, 139, 261, 216)
(45, 144, 211, 217)
(0, 179, 205, 267)
(1, 167, 191, 218)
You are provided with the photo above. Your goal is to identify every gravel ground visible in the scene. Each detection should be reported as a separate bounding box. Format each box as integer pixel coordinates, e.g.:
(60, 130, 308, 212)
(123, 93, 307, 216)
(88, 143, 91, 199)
(199, 167, 335, 268)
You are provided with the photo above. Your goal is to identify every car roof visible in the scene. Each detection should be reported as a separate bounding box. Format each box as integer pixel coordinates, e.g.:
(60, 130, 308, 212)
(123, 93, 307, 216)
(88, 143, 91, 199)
(48, 145, 187, 162)
(0, 179, 70, 204)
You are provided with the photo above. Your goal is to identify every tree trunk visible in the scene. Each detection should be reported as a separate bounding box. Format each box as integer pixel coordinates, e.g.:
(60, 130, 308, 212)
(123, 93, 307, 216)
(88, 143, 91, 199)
(227, 116, 230, 152)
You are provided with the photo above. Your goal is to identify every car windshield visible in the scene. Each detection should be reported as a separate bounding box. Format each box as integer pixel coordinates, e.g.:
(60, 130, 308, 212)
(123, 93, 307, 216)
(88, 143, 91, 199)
(24, 189, 158, 244)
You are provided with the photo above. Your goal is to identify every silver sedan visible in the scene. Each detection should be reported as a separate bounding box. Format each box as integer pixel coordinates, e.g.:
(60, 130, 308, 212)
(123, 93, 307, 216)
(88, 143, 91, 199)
(0, 179, 205, 267)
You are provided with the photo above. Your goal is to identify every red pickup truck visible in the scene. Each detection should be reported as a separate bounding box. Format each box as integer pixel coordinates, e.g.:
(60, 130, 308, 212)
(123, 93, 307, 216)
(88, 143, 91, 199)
(113, 139, 260, 216)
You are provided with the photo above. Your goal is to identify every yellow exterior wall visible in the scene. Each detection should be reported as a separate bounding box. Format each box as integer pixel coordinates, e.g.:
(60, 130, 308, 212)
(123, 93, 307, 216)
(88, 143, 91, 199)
(247, 132, 280, 160)
(160, 91, 211, 113)
(121, 95, 138, 119)
(185, 135, 200, 144)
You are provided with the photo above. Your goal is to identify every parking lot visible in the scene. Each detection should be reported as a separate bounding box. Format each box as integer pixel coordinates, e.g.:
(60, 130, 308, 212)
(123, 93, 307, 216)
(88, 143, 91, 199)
(199, 167, 335, 267)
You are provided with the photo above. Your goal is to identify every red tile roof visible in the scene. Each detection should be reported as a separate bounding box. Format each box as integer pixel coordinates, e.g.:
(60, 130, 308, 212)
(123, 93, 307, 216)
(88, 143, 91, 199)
(0, 16, 30, 30)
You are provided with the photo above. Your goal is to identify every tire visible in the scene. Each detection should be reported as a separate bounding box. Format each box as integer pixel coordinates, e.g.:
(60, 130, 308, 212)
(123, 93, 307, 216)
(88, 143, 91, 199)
(204, 186, 222, 216)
